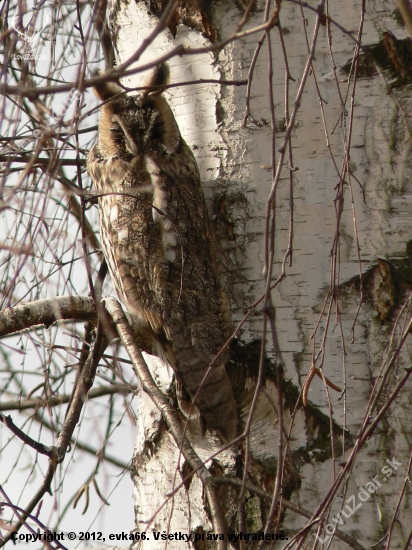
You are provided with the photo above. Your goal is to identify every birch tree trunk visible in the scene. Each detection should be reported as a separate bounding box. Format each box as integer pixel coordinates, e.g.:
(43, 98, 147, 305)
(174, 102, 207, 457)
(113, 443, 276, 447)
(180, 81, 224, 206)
(109, 0, 412, 547)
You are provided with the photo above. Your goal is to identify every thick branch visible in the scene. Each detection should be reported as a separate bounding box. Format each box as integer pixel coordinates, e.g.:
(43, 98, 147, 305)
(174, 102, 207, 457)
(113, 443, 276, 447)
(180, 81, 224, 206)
(92, 0, 115, 70)
(54, 328, 106, 462)
(104, 297, 228, 550)
(0, 295, 96, 337)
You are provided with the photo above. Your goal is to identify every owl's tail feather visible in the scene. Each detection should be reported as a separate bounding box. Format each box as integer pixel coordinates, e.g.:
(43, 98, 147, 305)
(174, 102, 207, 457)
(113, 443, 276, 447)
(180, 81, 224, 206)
(175, 380, 201, 420)
(152, 337, 237, 443)
(177, 358, 237, 444)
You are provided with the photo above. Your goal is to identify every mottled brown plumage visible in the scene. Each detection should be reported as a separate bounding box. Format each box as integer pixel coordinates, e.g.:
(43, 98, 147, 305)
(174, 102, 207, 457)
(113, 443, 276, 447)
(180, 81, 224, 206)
(87, 65, 237, 442)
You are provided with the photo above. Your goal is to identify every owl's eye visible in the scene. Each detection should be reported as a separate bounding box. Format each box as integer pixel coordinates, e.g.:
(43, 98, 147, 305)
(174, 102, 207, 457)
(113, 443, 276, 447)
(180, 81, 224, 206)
(110, 121, 127, 149)
(111, 121, 123, 135)
(110, 114, 139, 155)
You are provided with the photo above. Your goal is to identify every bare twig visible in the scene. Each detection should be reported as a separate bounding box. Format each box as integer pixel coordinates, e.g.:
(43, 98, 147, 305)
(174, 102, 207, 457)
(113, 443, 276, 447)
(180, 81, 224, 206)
(0, 413, 52, 457)
(0, 383, 136, 412)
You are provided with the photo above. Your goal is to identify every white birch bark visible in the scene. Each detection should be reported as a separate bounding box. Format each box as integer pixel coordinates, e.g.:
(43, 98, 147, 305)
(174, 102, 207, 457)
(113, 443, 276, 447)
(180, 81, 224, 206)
(108, 0, 412, 547)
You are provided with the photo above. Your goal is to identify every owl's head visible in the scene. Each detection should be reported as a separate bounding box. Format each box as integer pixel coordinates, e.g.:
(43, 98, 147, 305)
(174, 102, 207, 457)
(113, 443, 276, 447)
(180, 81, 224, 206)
(93, 63, 180, 158)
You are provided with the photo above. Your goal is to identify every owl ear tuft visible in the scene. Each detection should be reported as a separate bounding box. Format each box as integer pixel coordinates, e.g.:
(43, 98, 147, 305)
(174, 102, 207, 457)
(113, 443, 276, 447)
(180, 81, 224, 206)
(149, 96, 181, 154)
(145, 63, 170, 95)
(91, 70, 123, 101)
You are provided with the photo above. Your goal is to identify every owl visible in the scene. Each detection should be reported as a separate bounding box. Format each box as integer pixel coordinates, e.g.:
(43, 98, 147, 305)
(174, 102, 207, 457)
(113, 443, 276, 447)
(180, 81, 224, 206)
(87, 64, 237, 442)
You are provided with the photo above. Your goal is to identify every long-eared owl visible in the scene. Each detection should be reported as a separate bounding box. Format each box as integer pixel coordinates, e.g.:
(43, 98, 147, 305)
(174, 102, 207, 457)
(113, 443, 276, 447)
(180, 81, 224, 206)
(87, 64, 237, 442)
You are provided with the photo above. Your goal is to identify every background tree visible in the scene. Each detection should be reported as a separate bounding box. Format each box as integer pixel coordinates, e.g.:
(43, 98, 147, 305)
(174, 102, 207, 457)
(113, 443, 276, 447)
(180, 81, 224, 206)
(1, 0, 412, 549)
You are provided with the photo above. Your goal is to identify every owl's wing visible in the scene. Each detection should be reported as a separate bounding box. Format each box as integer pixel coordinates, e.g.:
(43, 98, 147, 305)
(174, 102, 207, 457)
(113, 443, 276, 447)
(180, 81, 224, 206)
(87, 146, 169, 343)
(142, 147, 237, 442)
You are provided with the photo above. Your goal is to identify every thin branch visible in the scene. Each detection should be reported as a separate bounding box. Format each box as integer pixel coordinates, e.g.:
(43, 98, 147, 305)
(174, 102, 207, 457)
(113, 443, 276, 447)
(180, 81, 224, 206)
(32, 411, 129, 470)
(0, 461, 57, 548)
(0, 75, 248, 98)
(0, 383, 136, 412)
(0, 413, 52, 457)
(0, 154, 86, 165)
